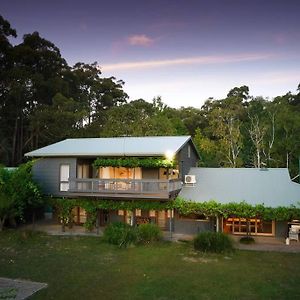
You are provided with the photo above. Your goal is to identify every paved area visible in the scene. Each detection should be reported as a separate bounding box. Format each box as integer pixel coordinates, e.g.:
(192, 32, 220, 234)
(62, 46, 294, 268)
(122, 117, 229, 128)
(24, 220, 300, 253)
(0, 277, 47, 300)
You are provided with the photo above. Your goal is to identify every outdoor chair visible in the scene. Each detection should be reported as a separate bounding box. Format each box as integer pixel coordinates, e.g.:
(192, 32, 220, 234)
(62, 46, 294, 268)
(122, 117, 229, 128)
(289, 229, 299, 242)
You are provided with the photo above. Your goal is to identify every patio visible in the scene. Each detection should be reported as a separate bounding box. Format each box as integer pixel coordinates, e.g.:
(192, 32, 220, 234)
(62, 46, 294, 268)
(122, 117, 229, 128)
(23, 219, 300, 253)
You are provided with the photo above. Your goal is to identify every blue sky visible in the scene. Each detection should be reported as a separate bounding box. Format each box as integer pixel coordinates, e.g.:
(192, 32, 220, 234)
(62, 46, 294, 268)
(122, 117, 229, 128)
(1, 0, 300, 107)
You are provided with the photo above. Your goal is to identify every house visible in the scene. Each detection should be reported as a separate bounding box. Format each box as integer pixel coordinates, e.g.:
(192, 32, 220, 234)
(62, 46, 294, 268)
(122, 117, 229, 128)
(25, 136, 300, 238)
(179, 168, 300, 237)
(25, 136, 200, 229)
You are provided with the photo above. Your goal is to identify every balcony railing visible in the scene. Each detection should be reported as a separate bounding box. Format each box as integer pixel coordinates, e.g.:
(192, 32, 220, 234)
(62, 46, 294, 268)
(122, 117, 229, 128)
(68, 178, 182, 199)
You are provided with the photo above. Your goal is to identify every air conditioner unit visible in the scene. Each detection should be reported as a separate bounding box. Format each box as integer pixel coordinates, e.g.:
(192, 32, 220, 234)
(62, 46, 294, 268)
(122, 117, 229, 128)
(185, 175, 196, 184)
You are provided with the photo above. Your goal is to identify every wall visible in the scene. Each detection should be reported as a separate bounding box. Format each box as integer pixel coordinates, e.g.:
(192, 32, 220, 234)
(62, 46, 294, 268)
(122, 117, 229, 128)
(32, 157, 77, 196)
(276, 221, 288, 238)
(177, 140, 199, 181)
(142, 168, 159, 179)
(174, 218, 214, 235)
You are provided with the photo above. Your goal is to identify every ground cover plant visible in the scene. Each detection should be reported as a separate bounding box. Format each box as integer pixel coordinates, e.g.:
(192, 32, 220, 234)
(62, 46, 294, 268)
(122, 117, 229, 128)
(1, 230, 300, 299)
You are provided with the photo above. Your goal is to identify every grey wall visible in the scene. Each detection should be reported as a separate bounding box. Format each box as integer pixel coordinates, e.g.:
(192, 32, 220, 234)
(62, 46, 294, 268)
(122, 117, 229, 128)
(177, 140, 199, 180)
(174, 218, 214, 235)
(109, 212, 124, 223)
(32, 157, 77, 196)
(275, 221, 288, 238)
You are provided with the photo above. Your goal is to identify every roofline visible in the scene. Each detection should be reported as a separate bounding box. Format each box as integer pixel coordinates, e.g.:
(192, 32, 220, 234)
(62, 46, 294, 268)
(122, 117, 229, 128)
(175, 136, 201, 160)
(24, 135, 193, 158)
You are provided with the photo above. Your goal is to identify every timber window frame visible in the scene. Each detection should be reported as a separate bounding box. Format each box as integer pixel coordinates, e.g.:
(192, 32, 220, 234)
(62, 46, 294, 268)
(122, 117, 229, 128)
(59, 164, 70, 192)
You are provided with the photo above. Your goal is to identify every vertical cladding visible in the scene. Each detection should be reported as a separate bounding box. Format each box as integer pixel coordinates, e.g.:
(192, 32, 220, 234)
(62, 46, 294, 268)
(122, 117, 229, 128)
(178, 141, 199, 180)
(275, 221, 288, 238)
(174, 218, 214, 235)
(32, 157, 77, 196)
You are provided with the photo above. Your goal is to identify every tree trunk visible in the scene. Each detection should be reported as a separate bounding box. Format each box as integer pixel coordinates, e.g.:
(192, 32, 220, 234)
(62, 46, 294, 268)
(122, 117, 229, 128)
(11, 117, 18, 166)
(0, 216, 6, 231)
(32, 210, 36, 230)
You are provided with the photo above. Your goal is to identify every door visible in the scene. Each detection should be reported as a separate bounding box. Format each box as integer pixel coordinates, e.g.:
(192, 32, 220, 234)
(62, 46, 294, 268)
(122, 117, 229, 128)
(157, 210, 166, 229)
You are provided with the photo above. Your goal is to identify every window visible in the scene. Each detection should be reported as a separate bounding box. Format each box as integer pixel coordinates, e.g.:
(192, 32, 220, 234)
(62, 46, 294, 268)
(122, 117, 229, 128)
(118, 210, 124, 216)
(149, 210, 156, 217)
(224, 218, 274, 236)
(60, 164, 70, 191)
(135, 209, 141, 217)
(187, 145, 191, 158)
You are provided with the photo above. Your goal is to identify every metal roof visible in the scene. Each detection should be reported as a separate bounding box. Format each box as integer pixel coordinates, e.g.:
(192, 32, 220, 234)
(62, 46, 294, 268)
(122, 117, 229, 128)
(179, 168, 300, 207)
(25, 136, 193, 157)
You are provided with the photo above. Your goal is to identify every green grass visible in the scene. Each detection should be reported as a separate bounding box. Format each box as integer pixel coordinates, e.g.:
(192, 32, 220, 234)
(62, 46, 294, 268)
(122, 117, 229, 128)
(0, 230, 300, 300)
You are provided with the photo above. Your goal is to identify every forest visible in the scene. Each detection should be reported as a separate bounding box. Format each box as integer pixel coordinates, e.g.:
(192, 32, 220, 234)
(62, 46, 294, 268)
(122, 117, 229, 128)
(0, 15, 299, 178)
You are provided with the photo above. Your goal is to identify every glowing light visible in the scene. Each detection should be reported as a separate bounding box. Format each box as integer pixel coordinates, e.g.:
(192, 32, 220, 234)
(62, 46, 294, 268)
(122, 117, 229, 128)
(165, 150, 174, 161)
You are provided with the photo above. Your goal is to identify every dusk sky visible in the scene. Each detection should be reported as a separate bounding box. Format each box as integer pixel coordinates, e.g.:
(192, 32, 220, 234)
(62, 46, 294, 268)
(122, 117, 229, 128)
(1, 0, 300, 108)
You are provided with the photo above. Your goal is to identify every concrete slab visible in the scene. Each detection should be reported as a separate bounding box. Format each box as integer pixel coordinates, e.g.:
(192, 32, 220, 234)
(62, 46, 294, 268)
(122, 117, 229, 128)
(0, 277, 47, 300)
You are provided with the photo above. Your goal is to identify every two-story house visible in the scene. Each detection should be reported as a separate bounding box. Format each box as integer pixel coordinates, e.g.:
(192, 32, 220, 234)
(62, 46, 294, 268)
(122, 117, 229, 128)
(25, 136, 206, 231)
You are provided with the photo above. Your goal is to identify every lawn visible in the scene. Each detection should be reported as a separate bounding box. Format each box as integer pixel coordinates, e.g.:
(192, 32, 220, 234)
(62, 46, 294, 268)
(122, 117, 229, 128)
(0, 230, 300, 300)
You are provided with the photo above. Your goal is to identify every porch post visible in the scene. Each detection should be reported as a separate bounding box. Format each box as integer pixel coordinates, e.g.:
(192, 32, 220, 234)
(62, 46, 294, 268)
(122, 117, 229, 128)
(216, 216, 219, 232)
(169, 209, 174, 239)
(96, 209, 100, 235)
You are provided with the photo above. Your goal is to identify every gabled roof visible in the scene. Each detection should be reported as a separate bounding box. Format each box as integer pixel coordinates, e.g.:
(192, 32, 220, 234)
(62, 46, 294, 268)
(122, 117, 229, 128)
(25, 136, 196, 158)
(179, 168, 300, 207)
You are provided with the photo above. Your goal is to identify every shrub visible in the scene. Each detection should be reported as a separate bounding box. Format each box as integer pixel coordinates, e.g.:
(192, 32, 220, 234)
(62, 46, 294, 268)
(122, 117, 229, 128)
(240, 236, 255, 244)
(194, 231, 233, 253)
(136, 223, 162, 244)
(103, 222, 137, 248)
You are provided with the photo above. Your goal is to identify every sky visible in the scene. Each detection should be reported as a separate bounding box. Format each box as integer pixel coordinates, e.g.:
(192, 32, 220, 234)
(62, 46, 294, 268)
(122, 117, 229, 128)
(1, 0, 300, 108)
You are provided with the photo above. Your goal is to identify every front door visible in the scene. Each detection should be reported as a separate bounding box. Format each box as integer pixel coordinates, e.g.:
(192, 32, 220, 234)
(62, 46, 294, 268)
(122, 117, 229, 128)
(99, 209, 109, 226)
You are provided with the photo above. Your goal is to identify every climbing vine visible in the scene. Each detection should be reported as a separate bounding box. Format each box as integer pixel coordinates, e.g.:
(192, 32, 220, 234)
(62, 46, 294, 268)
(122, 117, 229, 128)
(93, 157, 176, 169)
(173, 197, 300, 221)
(51, 197, 300, 231)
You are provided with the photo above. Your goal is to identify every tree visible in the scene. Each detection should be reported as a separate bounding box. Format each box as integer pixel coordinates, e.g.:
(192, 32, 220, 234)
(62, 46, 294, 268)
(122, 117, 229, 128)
(9, 162, 43, 226)
(0, 167, 16, 231)
(207, 94, 246, 167)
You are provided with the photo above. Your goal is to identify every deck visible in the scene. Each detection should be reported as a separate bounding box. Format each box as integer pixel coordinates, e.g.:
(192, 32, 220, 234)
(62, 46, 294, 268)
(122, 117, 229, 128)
(67, 178, 182, 199)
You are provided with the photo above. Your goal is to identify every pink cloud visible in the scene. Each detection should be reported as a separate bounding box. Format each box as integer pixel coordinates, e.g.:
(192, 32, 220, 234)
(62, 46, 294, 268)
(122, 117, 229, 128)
(101, 53, 277, 72)
(127, 34, 155, 47)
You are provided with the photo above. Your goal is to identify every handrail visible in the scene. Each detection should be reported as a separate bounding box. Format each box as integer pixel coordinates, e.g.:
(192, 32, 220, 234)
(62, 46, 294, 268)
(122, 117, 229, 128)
(68, 177, 182, 195)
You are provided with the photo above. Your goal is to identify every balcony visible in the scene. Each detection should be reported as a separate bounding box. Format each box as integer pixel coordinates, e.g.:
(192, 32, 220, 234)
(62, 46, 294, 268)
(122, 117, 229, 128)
(67, 178, 182, 200)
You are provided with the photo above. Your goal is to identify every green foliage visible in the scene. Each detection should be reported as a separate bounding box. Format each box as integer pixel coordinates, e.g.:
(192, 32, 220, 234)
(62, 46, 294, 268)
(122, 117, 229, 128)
(0, 167, 16, 231)
(52, 198, 76, 231)
(80, 200, 98, 231)
(103, 222, 137, 248)
(240, 236, 255, 244)
(93, 157, 176, 169)
(9, 161, 43, 218)
(0, 163, 43, 230)
(174, 197, 300, 221)
(136, 223, 162, 244)
(194, 232, 233, 253)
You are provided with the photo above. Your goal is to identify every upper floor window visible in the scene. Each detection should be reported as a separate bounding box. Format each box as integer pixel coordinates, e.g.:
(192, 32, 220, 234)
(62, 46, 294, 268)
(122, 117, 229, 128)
(187, 145, 191, 158)
(60, 164, 70, 192)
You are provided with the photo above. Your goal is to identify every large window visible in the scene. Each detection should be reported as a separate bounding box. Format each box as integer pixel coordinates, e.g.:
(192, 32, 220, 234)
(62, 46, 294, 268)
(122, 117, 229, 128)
(60, 164, 70, 192)
(224, 217, 274, 236)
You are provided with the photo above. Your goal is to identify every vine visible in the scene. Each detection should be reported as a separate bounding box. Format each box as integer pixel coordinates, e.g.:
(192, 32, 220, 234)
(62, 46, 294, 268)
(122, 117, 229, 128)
(93, 157, 176, 169)
(50, 197, 300, 232)
(173, 197, 300, 221)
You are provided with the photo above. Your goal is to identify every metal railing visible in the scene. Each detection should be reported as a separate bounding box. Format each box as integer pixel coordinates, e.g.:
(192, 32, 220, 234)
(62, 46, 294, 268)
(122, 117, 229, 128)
(68, 178, 182, 196)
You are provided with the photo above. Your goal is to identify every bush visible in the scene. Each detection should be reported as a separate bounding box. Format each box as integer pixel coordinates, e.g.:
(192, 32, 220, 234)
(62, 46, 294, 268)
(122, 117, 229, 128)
(240, 236, 255, 244)
(103, 222, 137, 248)
(194, 231, 233, 253)
(136, 223, 162, 244)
